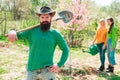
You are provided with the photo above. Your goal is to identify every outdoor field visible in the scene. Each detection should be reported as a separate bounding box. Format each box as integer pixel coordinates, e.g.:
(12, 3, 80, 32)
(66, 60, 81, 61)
(0, 0, 120, 80)
(0, 42, 120, 80)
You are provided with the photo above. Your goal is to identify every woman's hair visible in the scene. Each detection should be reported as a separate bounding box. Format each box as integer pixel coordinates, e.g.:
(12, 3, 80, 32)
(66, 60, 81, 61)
(99, 18, 105, 22)
(97, 18, 105, 30)
(107, 17, 114, 34)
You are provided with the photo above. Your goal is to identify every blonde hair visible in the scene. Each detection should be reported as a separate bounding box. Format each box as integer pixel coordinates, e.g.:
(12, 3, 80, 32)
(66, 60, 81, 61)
(97, 18, 106, 30)
(99, 18, 105, 22)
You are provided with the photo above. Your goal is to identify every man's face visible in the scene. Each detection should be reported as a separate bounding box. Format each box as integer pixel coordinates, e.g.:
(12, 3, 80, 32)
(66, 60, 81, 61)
(39, 14, 52, 31)
(40, 14, 52, 23)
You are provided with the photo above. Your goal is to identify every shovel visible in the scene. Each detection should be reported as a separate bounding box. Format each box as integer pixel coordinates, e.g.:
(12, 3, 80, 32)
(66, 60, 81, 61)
(5, 10, 73, 35)
(54, 10, 73, 23)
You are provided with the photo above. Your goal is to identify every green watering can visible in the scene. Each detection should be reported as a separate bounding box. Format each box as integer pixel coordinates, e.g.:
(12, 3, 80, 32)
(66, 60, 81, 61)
(82, 44, 98, 55)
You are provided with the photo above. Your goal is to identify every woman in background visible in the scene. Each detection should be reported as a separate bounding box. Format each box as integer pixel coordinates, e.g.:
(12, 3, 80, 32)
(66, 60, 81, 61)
(93, 19, 107, 72)
(106, 17, 117, 73)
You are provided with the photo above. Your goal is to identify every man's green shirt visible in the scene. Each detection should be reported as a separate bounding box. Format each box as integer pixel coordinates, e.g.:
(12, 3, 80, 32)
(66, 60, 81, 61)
(17, 27, 69, 71)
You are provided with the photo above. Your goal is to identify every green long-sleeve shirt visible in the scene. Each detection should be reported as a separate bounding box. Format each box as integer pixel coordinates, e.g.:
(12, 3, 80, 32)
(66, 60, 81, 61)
(108, 25, 117, 48)
(17, 26, 69, 71)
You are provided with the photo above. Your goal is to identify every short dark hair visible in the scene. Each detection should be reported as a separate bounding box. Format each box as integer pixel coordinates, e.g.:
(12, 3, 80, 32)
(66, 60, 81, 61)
(38, 13, 52, 17)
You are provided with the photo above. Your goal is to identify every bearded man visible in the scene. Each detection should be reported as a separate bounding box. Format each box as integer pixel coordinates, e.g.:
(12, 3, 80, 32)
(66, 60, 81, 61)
(8, 6, 69, 80)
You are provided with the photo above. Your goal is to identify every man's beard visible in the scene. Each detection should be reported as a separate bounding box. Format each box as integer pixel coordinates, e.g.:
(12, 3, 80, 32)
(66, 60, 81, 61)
(40, 21, 51, 31)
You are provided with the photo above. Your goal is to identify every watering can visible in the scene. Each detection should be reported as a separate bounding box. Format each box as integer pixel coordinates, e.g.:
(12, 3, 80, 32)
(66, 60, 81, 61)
(82, 44, 98, 56)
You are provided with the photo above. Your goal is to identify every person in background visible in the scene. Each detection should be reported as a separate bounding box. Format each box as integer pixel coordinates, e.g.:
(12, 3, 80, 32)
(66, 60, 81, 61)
(106, 17, 117, 73)
(8, 6, 69, 80)
(93, 19, 107, 72)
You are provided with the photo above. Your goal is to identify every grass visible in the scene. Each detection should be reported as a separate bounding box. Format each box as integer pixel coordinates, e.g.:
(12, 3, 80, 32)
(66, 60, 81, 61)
(0, 67, 8, 74)
(61, 76, 70, 80)
(98, 73, 120, 80)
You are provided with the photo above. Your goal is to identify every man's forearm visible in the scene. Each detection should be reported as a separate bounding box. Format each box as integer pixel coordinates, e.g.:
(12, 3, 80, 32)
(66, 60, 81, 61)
(57, 48, 69, 67)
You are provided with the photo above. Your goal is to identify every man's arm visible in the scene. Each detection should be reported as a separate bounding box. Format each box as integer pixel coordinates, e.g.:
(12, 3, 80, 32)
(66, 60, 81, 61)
(49, 30, 69, 73)
(8, 29, 30, 43)
(56, 31, 69, 67)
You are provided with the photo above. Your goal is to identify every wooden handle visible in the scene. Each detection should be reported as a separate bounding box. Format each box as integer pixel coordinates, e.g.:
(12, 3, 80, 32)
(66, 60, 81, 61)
(5, 24, 40, 37)
(5, 10, 73, 37)
(16, 24, 40, 33)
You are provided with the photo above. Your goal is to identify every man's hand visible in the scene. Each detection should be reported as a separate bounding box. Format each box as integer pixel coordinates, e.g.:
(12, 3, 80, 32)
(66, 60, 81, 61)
(8, 30, 18, 43)
(48, 64, 59, 73)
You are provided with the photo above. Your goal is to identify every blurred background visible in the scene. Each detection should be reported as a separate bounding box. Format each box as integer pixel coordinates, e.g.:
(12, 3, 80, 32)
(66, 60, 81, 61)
(0, 0, 120, 48)
(0, 0, 120, 80)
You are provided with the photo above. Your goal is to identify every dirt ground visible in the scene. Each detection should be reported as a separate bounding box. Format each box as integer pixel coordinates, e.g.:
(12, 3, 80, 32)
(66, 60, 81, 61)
(0, 42, 120, 80)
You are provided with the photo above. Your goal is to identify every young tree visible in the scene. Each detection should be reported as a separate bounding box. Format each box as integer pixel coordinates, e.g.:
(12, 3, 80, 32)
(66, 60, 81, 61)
(56, 0, 89, 47)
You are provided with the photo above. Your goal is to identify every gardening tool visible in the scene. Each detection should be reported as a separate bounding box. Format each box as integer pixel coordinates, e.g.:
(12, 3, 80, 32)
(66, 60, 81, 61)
(82, 44, 98, 55)
(5, 10, 73, 36)
(54, 10, 73, 23)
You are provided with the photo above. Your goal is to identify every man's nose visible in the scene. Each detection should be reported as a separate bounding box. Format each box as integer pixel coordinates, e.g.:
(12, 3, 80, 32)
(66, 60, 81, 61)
(43, 18, 48, 20)
(43, 19, 47, 22)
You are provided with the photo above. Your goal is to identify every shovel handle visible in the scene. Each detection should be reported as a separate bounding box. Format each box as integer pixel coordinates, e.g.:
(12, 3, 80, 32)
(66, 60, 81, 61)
(16, 24, 40, 33)
(5, 10, 73, 37)
(5, 17, 64, 37)
(5, 24, 40, 37)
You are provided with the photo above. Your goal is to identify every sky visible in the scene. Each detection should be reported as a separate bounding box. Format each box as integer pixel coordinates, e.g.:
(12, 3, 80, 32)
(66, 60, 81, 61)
(93, 0, 116, 6)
